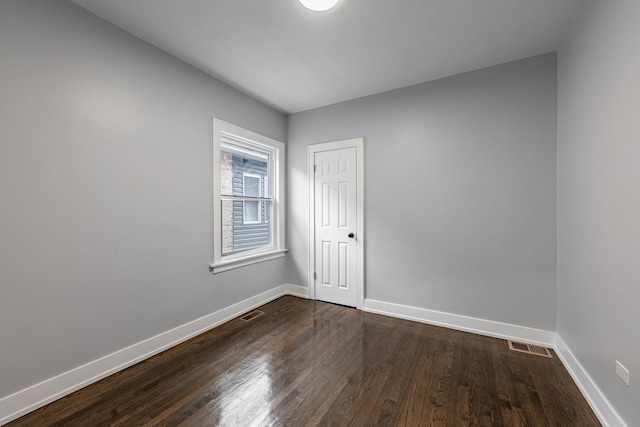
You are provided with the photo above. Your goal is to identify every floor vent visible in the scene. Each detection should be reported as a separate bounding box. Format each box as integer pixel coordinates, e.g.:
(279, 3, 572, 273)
(508, 341, 552, 358)
(240, 310, 264, 322)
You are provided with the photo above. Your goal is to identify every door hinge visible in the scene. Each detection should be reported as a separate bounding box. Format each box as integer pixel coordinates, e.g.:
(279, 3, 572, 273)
(314, 164, 317, 172)
(314, 272, 317, 280)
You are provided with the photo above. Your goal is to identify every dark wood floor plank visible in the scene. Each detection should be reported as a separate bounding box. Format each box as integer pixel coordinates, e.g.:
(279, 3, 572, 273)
(396, 328, 443, 426)
(466, 336, 504, 426)
(425, 331, 455, 426)
(368, 321, 430, 426)
(509, 350, 554, 425)
(493, 347, 528, 427)
(7, 296, 600, 427)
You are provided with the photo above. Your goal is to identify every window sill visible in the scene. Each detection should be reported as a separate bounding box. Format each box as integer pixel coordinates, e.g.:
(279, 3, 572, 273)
(209, 249, 288, 274)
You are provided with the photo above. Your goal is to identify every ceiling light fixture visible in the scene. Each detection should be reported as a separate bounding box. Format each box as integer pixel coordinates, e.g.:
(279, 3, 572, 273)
(298, 0, 340, 12)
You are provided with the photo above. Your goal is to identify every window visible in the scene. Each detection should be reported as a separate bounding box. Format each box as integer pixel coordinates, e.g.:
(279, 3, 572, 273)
(211, 119, 286, 273)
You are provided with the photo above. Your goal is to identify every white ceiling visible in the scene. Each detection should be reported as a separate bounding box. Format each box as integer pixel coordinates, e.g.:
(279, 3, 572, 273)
(70, 0, 584, 114)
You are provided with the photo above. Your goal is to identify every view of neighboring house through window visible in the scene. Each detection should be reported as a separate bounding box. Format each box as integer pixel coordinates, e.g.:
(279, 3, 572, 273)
(211, 119, 286, 273)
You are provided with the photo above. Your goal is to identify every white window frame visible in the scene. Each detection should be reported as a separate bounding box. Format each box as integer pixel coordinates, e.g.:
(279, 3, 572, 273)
(242, 172, 263, 225)
(211, 119, 286, 274)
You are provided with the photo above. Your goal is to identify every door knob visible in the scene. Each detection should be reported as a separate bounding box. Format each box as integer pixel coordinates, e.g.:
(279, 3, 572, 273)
(348, 233, 355, 238)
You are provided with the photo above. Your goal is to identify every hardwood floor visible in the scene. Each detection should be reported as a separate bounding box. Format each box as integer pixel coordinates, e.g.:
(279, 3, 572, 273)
(8, 296, 600, 426)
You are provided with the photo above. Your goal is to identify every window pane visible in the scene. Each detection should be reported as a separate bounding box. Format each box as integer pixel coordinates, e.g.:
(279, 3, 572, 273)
(220, 144, 269, 197)
(244, 200, 260, 223)
(244, 175, 261, 197)
(221, 199, 235, 255)
(220, 152, 234, 197)
(222, 200, 272, 255)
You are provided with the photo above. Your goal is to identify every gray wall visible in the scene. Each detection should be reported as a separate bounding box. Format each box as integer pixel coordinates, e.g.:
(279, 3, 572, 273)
(287, 54, 558, 331)
(0, 0, 286, 399)
(557, 0, 640, 425)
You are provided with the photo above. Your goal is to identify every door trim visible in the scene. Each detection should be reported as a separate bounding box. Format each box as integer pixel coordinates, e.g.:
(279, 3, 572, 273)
(308, 138, 364, 309)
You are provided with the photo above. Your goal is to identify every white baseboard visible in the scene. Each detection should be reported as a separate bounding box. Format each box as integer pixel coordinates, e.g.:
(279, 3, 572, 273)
(283, 284, 309, 299)
(554, 335, 628, 427)
(363, 299, 556, 347)
(0, 283, 308, 426)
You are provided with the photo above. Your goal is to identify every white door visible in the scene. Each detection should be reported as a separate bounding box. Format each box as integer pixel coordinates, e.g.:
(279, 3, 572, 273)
(314, 147, 358, 307)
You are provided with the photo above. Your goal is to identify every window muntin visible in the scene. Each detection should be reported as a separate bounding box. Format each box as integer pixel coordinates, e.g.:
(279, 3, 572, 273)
(212, 119, 285, 273)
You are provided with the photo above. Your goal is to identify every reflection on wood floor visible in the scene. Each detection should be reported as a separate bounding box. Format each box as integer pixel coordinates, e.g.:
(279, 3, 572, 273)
(8, 296, 600, 426)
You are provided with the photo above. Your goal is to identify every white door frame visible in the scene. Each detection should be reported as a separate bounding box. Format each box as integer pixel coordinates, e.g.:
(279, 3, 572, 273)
(308, 138, 364, 309)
